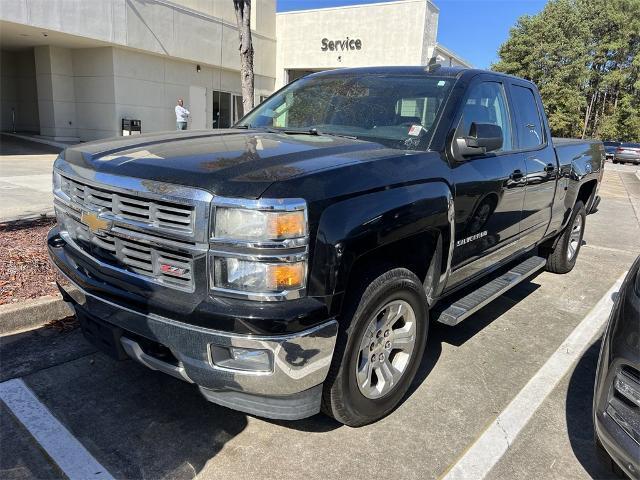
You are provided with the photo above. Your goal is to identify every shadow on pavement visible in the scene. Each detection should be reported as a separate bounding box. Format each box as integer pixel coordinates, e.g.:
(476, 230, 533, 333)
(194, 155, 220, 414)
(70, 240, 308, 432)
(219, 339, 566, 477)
(2, 323, 249, 479)
(406, 277, 541, 400)
(1, 273, 548, 478)
(565, 340, 620, 479)
(0, 134, 62, 155)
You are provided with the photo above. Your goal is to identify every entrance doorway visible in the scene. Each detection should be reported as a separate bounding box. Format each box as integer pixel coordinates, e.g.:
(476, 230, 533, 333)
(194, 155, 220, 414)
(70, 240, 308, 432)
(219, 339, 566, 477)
(0, 48, 39, 134)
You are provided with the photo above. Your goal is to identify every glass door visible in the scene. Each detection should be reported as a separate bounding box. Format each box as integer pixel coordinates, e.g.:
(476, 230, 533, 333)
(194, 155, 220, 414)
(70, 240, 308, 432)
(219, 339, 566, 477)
(212, 91, 231, 128)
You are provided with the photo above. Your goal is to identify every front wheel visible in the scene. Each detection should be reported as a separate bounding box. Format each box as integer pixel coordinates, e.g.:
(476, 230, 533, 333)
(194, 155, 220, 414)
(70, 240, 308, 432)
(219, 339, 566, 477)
(546, 201, 586, 274)
(322, 268, 428, 427)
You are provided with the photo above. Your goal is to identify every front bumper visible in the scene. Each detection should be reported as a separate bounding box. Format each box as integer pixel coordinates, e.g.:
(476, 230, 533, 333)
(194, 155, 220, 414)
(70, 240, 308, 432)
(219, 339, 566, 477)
(594, 368, 640, 480)
(52, 242, 338, 421)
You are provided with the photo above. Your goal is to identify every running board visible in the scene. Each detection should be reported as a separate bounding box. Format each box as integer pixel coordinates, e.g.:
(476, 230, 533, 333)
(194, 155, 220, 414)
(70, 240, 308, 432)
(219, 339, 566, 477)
(433, 256, 547, 326)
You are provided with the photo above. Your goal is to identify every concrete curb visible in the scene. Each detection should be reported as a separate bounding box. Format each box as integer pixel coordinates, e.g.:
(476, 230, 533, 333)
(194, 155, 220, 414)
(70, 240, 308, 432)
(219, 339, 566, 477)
(0, 295, 73, 336)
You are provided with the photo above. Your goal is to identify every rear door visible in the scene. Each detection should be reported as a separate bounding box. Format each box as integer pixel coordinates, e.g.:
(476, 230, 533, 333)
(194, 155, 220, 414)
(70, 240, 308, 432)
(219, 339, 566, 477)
(507, 81, 558, 247)
(448, 77, 527, 287)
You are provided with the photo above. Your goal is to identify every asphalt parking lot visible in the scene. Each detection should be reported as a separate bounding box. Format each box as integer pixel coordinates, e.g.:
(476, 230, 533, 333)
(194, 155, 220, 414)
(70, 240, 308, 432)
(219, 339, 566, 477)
(1, 164, 639, 480)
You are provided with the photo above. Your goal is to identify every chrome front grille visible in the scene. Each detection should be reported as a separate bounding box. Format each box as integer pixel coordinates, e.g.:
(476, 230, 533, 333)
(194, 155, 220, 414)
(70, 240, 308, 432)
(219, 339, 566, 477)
(53, 159, 213, 292)
(60, 175, 195, 234)
(69, 224, 193, 289)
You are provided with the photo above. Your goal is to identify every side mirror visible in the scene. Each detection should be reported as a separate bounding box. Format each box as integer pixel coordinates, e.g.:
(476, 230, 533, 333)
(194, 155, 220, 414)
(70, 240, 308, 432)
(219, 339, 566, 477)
(455, 122, 503, 158)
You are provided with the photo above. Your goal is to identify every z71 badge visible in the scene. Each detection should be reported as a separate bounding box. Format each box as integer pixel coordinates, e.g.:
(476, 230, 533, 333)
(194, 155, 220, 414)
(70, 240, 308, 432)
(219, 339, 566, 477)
(456, 231, 487, 247)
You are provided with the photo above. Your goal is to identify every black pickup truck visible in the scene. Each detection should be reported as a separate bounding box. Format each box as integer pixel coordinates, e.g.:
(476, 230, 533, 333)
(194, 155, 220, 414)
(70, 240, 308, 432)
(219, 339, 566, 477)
(48, 67, 604, 426)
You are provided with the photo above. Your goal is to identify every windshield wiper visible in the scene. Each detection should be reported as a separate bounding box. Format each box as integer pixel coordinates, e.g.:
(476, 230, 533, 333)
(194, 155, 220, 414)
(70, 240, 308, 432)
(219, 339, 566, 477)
(234, 125, 250, 129)
(280, 128, 320, 136)
(281, 128, 358, 140)
(317, 131, 358, 140)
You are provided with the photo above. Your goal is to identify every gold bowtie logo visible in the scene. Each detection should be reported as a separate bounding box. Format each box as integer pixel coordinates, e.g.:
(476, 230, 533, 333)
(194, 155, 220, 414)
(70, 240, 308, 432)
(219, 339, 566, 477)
(81, 210, 111, 233)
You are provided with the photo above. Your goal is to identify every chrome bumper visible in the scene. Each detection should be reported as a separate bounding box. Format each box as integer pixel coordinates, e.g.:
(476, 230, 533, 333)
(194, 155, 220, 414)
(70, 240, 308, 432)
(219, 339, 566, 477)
(56, 269, 338, 400)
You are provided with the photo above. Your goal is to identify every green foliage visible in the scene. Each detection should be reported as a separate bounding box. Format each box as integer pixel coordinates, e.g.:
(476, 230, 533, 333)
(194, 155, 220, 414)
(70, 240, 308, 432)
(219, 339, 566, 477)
(492, 0, 640, 141)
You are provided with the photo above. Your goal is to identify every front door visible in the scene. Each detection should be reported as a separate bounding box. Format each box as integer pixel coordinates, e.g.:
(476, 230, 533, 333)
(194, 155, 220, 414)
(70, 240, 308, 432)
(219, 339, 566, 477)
(448, 79, 527, 287)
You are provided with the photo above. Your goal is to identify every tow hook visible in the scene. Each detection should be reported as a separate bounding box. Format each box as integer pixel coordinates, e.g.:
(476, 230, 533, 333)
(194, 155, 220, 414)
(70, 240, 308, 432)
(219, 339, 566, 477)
(48, 234, 66, 248)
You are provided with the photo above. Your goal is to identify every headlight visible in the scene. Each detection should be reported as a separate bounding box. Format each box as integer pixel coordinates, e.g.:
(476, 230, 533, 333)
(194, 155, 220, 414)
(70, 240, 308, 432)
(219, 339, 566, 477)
(214, 207, 306, 241)
(213, 257, 306, 293)
(209, 198, 308, 300)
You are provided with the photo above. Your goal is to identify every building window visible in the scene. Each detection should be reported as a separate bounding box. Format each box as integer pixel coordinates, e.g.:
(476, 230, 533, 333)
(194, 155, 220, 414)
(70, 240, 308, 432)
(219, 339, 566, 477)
(213, 91, 231, 128)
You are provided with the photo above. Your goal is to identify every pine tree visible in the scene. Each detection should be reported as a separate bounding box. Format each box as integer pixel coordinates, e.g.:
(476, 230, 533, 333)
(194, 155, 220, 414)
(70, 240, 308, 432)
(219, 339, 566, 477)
(493, 0, 640, 141)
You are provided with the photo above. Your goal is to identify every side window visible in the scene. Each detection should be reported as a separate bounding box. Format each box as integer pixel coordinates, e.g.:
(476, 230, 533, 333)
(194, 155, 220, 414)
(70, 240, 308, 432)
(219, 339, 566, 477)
(510, 85, 544, 149)
(462, 82, 512, 152)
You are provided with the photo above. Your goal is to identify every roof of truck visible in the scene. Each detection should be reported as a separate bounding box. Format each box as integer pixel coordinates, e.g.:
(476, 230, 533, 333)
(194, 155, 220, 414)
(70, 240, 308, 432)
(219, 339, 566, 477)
(308, 66, 535, 86)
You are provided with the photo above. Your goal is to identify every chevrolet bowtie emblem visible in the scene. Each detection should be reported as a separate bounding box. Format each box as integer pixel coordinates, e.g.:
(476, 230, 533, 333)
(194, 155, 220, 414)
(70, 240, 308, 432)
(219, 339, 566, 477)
(81, 210, 111, 233)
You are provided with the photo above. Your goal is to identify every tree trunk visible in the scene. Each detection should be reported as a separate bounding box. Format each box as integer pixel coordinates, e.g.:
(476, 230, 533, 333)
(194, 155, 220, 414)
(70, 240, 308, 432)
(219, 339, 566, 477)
(234, 0, 254, 116)
(582, 91, 596, 139)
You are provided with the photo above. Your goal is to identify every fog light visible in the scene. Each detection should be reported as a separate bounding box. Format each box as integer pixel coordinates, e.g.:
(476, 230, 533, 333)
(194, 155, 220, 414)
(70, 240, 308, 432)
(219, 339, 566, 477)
(210, 345, 273, 372)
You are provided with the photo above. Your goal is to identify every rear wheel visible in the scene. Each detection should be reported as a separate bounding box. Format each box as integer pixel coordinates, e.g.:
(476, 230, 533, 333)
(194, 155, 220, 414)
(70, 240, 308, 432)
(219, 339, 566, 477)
(322, 268, 428, 427)
(546, 201, 586, 274)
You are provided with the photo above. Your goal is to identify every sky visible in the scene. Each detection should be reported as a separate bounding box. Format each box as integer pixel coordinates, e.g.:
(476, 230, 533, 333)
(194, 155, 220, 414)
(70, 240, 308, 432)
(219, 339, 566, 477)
(276, 0, 548, 69)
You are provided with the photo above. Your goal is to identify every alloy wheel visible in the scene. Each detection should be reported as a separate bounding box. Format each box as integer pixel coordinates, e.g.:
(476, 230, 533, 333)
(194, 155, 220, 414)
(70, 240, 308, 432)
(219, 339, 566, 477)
(355, 300, 417, 399)
(567, 214, 583, 261)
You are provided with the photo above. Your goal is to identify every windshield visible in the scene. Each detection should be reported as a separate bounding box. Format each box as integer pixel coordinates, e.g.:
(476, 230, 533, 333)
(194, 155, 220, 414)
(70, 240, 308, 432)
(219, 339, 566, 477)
(238, 73, 454, 150)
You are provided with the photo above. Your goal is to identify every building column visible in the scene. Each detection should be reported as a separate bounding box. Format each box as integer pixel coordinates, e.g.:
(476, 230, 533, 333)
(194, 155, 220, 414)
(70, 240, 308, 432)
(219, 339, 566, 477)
(34, 46, 78, 140)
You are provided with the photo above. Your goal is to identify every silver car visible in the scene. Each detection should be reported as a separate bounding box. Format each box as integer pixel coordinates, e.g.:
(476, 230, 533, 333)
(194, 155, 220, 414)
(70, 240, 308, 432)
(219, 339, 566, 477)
(613, 142, 640, 165)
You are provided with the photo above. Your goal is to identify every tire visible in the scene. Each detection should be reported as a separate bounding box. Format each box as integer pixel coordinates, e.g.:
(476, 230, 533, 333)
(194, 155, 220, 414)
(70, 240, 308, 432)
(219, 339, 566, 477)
(612, 160, 618, 164)
(546, 201, 586, 274)
(322, 268, 428, 427)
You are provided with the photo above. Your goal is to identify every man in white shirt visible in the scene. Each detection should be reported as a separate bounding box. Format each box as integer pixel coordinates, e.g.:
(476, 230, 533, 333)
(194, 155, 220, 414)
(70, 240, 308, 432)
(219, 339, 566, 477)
(175, 99, 190, 130)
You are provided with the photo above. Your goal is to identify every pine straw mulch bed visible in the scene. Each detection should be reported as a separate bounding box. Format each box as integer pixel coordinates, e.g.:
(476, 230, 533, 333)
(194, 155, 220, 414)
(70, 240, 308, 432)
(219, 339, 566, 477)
(0, 217, 60, 306)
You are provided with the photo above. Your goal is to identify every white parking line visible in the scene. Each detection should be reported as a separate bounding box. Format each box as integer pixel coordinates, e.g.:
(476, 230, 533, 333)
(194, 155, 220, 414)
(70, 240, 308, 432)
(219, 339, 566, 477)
(0, 378, 115, 480)
(441, 272, 626, 480)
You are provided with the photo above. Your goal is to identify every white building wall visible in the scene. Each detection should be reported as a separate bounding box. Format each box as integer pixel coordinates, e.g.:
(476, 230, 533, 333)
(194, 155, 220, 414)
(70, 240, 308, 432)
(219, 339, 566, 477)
(0, 0, 276, 79)
(34, 46, 78, 139)
(72, 48, 118, 141)
(0, 0, 277, 139)
(1, 0, 468, 141)
(111, 48, 274, 138)
(275, 0, 431, 86)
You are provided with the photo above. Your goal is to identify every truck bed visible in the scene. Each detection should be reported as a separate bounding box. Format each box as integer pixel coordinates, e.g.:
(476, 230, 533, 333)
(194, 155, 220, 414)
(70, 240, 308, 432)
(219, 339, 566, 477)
(552, 137, 604, 174)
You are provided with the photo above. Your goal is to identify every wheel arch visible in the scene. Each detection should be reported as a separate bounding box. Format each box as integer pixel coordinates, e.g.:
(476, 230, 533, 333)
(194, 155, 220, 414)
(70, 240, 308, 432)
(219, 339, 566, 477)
(308, 181, 453, 317)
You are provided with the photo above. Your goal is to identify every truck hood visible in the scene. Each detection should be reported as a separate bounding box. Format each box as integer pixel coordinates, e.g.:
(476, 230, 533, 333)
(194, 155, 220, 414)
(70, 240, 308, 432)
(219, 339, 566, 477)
(62, 129, 393, 198)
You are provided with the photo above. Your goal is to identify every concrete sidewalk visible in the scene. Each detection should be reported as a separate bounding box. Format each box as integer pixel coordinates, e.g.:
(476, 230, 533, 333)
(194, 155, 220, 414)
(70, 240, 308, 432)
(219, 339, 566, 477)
(0, 134, 62, 223)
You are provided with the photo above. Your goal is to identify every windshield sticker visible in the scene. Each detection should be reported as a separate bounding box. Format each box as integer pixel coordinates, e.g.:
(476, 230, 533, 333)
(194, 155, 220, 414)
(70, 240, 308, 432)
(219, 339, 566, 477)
(408, 125, 423, 136)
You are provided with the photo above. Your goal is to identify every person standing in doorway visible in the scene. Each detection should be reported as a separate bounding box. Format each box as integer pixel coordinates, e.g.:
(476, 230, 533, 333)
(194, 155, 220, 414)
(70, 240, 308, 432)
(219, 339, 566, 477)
(175, 99, 190, 130)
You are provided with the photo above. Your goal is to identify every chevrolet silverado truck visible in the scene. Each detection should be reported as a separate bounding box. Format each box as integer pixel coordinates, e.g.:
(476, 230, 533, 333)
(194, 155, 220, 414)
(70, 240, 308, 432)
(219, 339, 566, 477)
(48, 67, 604, 426)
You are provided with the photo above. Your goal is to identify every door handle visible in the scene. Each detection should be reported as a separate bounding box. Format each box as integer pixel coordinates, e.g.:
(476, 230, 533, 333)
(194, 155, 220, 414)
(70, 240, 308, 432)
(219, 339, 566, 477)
(510, 169, 524, 180)
(544, 163, 555, 172)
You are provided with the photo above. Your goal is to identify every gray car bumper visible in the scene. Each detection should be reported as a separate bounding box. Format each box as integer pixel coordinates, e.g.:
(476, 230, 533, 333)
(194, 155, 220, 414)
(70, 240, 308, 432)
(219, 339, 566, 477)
(56, 270, 338, 420)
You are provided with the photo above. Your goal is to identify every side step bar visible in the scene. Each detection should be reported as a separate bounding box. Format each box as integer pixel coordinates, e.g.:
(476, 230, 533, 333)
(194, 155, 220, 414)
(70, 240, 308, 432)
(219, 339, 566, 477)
(433, 256, 547, 326)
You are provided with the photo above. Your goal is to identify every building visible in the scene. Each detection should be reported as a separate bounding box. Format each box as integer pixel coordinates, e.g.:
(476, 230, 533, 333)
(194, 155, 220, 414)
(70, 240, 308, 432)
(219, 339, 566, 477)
(0, 0, 469, 142)
(275, 0, 470, 86)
